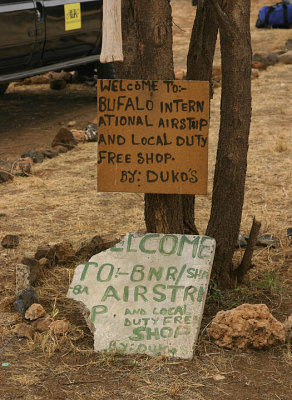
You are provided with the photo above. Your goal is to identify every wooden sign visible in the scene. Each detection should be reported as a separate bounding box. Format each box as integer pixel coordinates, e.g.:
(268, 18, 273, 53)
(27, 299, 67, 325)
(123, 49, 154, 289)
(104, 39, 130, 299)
(97, 80, 209, 194)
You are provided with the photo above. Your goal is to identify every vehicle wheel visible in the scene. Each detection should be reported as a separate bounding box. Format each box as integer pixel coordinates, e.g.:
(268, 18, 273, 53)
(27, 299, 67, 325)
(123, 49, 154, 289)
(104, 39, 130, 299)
(0, 84, 9, 95)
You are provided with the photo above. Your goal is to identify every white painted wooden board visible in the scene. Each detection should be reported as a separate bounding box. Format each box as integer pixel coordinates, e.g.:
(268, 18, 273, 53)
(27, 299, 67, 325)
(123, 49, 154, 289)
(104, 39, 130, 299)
(100, 0, 123, 63)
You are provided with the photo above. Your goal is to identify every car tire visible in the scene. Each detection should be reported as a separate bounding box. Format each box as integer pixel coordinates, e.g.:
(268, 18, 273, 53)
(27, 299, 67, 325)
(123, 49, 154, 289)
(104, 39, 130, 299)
(0, 83, 9, 95)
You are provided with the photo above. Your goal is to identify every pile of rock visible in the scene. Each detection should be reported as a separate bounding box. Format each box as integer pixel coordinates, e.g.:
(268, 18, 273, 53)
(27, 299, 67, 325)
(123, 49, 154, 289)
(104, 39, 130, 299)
(11, 233, 119, 296)
(252, 42, 292, 70)
(0, 233, 120, 341)
(14, 71, 73, 90)
(173, 41, 292, 89)
(0, 123, 97, 184)
(14, 302, 70, 340)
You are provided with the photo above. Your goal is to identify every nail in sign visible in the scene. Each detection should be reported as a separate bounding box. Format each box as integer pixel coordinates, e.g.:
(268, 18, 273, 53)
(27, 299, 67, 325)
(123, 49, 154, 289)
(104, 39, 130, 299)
(97, 80, 209, 194)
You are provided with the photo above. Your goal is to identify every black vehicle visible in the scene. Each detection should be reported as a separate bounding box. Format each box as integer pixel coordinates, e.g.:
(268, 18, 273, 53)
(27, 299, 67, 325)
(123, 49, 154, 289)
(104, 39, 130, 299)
(0, 0, 112, 94)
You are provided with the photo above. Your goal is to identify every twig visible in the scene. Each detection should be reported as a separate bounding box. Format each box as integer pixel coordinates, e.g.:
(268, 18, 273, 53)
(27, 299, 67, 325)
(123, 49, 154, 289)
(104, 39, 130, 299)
(172, 21, 186, 32)
(62, 380, 102, 385)
(235, 217, 261, 283)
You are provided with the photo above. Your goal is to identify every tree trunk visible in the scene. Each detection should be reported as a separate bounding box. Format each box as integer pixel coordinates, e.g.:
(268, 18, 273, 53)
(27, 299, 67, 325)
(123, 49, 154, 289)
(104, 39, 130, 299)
(185, 0, 220, 235)
(187, 0, 219, 83)
(117, 0, 187, 234)
(206, 0, 252, 288)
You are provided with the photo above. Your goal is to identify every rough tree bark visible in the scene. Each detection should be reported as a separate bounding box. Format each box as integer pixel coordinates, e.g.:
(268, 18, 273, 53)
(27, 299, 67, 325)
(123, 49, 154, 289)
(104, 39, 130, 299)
(116, 1, 252, 288)
(185, 0, 220, 235)
(117, 0, 187, 234)
(206, 0, 252, 288)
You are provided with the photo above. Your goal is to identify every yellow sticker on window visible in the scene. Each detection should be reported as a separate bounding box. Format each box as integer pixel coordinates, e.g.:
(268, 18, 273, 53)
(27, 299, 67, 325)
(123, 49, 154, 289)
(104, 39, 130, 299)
(64, 3, 81, 31)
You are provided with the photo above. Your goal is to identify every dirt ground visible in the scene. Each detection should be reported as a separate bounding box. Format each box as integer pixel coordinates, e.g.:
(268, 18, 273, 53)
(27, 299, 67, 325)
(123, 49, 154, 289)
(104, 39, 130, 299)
(0, 1, 292, 399)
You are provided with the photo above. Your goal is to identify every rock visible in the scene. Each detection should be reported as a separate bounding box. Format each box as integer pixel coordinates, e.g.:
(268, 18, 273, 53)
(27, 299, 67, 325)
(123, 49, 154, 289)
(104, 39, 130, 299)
(67, 120, 76, 127)
(61, 71, 73, 83)
(14, 323, 35, 340)
(15, 264, 30, 293)
(237, 233, 248, 248)
(34, 244, 55, 264)
(21, 257, 43, 284)
(21, 149, 44, 163)
(212, 80, 221, 89)
(51, 71, 72, 83)
(12, 157, 33, 176)
(35, 242, 75, 265)
(50, 79, 67, 90)
(0, 213, 7, 217)
(256, 234, 279, 248)
(207, 304, 285, 350)
(286, 39, 292, 50)
(284, 315, 292, 342)
(75, 234, 120, 260)
(49, 319, 70, 335)
(25, 303, 46, 321)
(0, 296, 14, 311)
(52, 241, 75, 264)
(212, 67, 222, 87)
(39, 257, 52, 269)
(251, 61, 267, 70)
(15, 73, 52, 85)
(0, 170, 13, 183)
(278, 51, 292, 64)
(287, 228, 292, 240)
(84, 123, 97, 142)
(252, 52, 278, 66)
(53, 145, 69, 154)
(31, 316, 53, 332)
(51, 127, 77, 148)
(251, 69, 259, 80)
(14, 77, 32, 86)
(16, 77, 34, 86)
(30, 73, 51, 84)
(42, 148, 59, 159)
(174, 69, 186, 80)
(14, 288, 39, 318)
(212, 65, 222, 79)
(0, 160, 13, 172)
(71, 129, 88, 143)
(1, 234, 19, 249)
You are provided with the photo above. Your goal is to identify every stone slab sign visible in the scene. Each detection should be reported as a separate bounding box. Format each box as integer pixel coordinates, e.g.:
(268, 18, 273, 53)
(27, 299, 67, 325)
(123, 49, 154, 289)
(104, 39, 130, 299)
(67, 233, 215, 359)
(97, 79, 209, 195)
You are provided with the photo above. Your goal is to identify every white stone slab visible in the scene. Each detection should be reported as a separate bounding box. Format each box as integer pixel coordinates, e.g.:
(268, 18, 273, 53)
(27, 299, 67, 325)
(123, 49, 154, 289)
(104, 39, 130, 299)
(67, 233, 215, 359)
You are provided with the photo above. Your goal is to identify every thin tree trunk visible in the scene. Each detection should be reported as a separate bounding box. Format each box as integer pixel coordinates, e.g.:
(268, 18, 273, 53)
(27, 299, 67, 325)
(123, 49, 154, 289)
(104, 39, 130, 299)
(117, 0, 187, 234)
(134, 0, 184, 234)
(185, 0, 220, 235)
(187, 0, 219, 83)
(236, 217, 261, 283)
(206, 0, 252, 288)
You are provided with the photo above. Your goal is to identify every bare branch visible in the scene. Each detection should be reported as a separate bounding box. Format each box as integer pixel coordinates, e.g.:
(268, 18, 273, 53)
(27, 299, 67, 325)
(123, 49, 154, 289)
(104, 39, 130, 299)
(235, 217, 261, 283)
